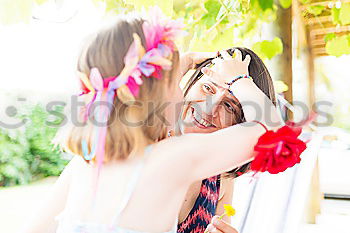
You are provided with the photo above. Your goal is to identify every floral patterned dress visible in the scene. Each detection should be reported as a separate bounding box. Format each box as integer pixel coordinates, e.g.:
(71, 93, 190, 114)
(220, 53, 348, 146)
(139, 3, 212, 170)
(177, 175, 221, 233)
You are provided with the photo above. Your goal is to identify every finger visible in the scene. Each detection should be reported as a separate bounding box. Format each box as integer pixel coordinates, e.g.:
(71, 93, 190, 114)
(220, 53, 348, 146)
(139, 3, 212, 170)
(201, 67, 220, 79)
(210, 228, 224, 233)
(212, 216, 238, 233)
(211, 57, 221, 65)
(220, 50, 232, 60)
(234, 49, 243, 61)
(243, 54, 251, 65)
(205, 224, 224, 233)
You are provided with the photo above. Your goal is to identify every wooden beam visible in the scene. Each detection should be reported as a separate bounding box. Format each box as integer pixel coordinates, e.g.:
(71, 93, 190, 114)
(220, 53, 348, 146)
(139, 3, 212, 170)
(303, 16, 332, 25)
(313, 47, 327, 55)
(310, 25, 350, 38)
(313, 30, 350, 40)
(311, 38, 326, 46)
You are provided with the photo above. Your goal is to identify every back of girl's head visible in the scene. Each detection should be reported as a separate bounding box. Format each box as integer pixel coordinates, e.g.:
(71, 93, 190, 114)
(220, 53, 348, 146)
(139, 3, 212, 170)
(62, 15, 179, 161)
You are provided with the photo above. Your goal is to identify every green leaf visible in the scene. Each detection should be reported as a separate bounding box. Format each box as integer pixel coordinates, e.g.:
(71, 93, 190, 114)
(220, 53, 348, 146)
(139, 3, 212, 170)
(279, 0, 292, 9)
(201, 14, 217, 28)
(104, 0, 122, 12)
(306, 5, 325, 16)
(339, 3, 350, 25)
(331, 7, 341, 25)
(204, 0, 221, 16)
(324, 33, 336, 43)
(216, 5, 226, 20)
(199, 0, 221, 28)
(258, 0, 273, 11)
(252, 37, 283, 60)
(275, 80, 289, 93)
(259, 0, 273, 11)
(325, 35, 350, 57)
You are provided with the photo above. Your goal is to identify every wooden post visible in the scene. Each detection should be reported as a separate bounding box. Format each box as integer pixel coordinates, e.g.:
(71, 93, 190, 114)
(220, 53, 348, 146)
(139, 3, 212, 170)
(272, 4, 293, 119)
(306, 28, 316, 108)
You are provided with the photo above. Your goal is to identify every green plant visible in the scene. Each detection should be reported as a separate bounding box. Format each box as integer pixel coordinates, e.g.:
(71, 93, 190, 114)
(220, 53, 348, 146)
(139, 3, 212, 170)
(0, 104, 68, 186)
(0, 0, 290, 60)
(0, 128, 31, 186)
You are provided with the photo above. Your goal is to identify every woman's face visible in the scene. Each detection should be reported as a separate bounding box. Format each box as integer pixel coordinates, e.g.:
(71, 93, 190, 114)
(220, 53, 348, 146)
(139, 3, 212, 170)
(181, 61, 242, 134)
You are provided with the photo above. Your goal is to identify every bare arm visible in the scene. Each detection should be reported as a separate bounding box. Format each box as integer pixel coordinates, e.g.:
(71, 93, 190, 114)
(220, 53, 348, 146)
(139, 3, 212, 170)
(162, 49, 283, 186)
(20, 156, 83, 233)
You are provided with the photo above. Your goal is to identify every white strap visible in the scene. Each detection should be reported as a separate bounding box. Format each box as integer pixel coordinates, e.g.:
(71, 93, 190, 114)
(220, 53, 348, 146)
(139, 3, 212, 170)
(110, 146, 153, 227)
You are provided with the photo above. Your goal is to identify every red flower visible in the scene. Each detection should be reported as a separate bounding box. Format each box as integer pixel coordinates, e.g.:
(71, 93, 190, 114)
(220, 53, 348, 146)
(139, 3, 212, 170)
(251, 125, 307, 174)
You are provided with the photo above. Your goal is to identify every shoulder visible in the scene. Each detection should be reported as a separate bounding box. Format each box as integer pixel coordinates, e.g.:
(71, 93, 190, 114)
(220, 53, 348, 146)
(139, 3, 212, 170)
(143, 135, 201, 185)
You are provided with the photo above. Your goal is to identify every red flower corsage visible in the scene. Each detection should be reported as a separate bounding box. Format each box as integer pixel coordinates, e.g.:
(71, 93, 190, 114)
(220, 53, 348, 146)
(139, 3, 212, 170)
(251, 122, 307, 174)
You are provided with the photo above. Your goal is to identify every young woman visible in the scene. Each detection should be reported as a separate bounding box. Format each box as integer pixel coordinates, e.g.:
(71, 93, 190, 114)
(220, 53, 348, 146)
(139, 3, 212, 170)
(21, 10, 282, 233)
(177, 48, 276, 233)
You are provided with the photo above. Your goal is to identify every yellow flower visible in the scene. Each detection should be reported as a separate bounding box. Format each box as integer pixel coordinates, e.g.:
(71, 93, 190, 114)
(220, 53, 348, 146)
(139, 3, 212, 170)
(224, 204, 236, 217)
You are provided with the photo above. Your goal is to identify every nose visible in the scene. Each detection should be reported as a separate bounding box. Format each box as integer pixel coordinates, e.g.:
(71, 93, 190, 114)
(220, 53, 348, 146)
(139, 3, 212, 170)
(203, 91, 225, 117)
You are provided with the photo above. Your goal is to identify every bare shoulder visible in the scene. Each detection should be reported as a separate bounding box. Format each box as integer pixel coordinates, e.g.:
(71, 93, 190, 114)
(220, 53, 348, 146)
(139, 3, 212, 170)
(144, 135, 200, 184)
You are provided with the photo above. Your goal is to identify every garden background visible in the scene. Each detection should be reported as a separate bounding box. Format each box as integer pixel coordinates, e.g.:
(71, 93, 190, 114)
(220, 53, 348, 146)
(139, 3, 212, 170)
(0, 0, 350, 232)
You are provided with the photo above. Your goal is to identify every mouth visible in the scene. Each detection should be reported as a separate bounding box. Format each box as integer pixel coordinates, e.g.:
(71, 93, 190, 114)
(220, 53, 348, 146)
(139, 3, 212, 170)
(191, 107, 216, 129)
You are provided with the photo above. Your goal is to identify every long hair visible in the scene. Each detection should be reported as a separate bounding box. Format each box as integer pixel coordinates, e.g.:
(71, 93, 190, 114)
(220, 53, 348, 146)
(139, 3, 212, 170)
(183, 47, 276, 178)
(59, 16, 179, 162)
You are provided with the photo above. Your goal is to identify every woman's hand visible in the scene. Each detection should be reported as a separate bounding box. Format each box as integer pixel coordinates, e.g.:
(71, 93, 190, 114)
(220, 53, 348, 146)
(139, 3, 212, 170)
(205, 216, 238, 233)
(180, 52, 217, 76)
(201, 49, 250, 81)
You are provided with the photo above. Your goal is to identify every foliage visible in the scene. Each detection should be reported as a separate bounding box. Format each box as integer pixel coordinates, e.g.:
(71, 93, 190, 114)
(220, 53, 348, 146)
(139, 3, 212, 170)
(0, 0, 286, 60)
(275, 80, 289, 94)
(339, 3, 350, 25)
(331, 7, 341, 25)
(0, 104, 67, 186)
(0, 128, 31, 186)
(119, 0, 280, 57)
(325, 35, 350, 57)
(324, 33, 336, 43)
(298, 0, 350, 57)
(306, 5, 325, 16)
(279, 0, 292, 9)
(252, 37, 283, 60)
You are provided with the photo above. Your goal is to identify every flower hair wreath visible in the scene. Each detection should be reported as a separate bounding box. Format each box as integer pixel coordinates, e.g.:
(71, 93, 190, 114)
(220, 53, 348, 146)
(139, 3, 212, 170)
(77, 7, 185, 164)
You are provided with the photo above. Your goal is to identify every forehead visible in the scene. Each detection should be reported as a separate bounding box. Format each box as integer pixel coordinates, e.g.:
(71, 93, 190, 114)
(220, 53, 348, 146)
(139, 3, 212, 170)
(199, 64, 234, 87)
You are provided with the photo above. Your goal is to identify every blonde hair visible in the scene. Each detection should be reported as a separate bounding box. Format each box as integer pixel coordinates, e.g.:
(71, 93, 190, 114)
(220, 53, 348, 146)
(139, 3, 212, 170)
(59, 16, 179, 162)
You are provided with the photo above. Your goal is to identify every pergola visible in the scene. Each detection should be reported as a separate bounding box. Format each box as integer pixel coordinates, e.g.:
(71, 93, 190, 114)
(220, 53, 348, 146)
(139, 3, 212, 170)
(275, 0, 350, 110)
(299, 0, 350, 57)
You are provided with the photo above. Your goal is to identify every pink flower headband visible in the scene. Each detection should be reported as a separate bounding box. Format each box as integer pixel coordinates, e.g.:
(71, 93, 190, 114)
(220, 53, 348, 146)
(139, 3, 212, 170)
(78, 7, 185, 163)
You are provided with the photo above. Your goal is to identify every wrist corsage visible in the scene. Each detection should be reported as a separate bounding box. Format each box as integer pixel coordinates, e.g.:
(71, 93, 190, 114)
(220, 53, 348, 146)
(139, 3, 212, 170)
(251, 121, 307, 174)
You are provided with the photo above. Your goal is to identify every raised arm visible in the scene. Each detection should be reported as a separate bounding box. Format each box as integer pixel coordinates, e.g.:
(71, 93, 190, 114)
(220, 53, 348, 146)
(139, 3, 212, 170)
(162, 49, 283, 185)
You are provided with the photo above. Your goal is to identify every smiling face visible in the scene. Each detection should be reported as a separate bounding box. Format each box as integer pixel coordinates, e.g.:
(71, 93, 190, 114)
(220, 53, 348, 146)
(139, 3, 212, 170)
(181, 60, 244, 134)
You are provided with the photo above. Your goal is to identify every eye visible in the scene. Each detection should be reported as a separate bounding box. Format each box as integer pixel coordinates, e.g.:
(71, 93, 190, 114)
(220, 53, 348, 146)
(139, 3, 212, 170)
(202, 83, 215, 94)
(224, 101, 236, 113)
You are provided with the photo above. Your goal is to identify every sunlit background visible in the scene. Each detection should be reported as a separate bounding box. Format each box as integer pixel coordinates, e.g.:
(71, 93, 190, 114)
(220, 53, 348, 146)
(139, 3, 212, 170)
(0, 0, 350, 233)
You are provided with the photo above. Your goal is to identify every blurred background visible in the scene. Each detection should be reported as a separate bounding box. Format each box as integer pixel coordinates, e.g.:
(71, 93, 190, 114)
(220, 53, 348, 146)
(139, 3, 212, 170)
(0, 0, 349, 232)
